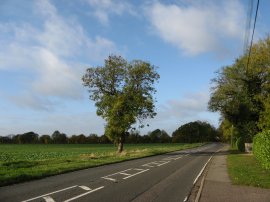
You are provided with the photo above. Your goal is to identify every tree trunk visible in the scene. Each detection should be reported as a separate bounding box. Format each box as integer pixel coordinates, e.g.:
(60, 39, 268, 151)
(117, 134, 126, 153)
(118, 140, 124, 153)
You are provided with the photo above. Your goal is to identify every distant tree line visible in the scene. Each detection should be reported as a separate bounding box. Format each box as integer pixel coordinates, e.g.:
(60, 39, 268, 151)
(0, 131, 111, 144)
(0, 121, 220, 144)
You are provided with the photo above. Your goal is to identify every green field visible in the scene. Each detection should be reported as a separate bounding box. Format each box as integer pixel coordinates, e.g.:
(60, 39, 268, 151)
(0, 143, 204, 186)
(227, 150, 270, 189)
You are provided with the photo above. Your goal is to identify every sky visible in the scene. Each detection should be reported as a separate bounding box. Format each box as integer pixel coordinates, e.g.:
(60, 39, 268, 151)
(0, 0, 270, 136)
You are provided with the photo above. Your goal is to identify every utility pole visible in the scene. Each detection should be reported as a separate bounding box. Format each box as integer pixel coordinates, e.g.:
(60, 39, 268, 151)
(231, 125, 234, 148)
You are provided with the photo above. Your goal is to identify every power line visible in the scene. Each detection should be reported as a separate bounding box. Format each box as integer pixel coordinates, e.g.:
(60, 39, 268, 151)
(246, 0, 260, 74)
(243, 0, 254, 54)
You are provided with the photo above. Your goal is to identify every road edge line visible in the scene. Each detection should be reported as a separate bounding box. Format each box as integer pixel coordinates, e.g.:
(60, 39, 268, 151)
(194, 146, 225, 202)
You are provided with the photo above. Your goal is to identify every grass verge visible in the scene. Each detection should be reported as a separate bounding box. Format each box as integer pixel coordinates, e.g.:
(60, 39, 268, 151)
(227, 149, 270, 189)
(0, 143, 204, 186)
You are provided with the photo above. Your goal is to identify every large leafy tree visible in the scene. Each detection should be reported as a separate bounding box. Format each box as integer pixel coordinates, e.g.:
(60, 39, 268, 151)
(172, 121, 218, 143)
(82, 55, 159, 152)
(209, 36, 270, 142)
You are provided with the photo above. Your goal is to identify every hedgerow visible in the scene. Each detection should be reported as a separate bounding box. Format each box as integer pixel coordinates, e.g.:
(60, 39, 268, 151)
(236, 137, 245, 152)
(253, 130, 270, 169)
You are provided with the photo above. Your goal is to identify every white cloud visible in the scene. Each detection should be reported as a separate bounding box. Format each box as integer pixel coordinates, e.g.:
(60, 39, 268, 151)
(146, 0, 245, 55)
(85, 0, 136, 25)
(0, 0, 117, 110)
(142, 91, 219, 134)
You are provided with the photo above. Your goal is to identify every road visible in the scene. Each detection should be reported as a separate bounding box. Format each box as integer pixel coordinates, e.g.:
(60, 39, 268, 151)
(0, 143, 223, 202)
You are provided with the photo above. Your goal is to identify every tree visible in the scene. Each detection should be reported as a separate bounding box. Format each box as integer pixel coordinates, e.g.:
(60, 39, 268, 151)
(126, 130, 141, 144)
(258, 95, 270, 130)
(149, 129, 161, 143)
(39, 135, 51, 144)
(52, 130, 67, 144)
(82, 55, 159, 152)
(160, 130, 171, 143)
(172, 121, 218, 143)
(87, 134, 99, 144)
(209, 36, 270, 143)
(19, 132, 39, 144)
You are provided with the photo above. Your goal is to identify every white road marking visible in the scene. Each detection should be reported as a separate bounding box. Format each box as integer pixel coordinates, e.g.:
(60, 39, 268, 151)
(162, 156, 183, 161)
(119, 172, 131, 176)
(122, 169, 149, 179)
(21, 185, 78, 202)
(142, 160, 169, 168)
(64, 186, 104, 202)
(101, 177, 118, 182)
(157, 161, 170, 166)
(102, 168, 149, 181)
(193, 156, 212, 185)
(42, 196, 55, 202)
(79, 185, 92, 191)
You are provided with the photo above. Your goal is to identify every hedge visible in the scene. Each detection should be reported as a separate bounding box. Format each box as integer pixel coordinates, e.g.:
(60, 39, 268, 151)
(236, 137, 245, 152)
(253, 130, 270, 170)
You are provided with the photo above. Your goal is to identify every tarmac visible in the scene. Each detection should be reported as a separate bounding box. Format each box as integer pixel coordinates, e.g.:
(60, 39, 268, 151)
(198, 144, 270, 202)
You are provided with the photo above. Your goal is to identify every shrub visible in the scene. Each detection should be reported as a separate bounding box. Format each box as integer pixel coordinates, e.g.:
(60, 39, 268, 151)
(236, 137, 245, 152)
(253, 130, 270, 169)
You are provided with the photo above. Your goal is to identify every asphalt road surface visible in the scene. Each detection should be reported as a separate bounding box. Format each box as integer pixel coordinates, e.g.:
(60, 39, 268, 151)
(0, 143, 223, 202)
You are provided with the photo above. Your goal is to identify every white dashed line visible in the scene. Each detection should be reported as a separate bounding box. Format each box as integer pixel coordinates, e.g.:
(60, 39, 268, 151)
(102, 177, 118, 182)
(64, 186, 104, 202)
(21, 185, 78, 202)
(162, 155, 183, 161)
(42, 196, 55, 202)
(102, 168, 149, 182)
(79, 185, 92, 191)
(122, 169, 149, 179)
(142, 161, 169, 168)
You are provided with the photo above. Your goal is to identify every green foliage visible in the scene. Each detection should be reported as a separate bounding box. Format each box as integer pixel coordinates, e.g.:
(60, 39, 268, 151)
(39, 135, 51, 144)
(236, 137, 245, 152)
(258, 95, 270, 130)
(253, 130, 270, 169)
(172, 121, 218, 143)
(148, 129, 171, 143)
(82, 55, 160, 152)
(218, 119, 234, 143)
(52, 130, 67, 144)
(209, 36, 270, 142)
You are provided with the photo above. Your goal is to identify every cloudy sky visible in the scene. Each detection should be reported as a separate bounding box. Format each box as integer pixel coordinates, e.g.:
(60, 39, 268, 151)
(1, 0, 269, 136)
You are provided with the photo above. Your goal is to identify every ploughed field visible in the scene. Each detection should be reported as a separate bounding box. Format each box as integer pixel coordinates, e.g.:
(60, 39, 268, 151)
(0, 143, 203, 186)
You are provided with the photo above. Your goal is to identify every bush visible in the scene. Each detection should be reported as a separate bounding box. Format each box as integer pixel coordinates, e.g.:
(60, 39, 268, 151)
(236, 137, 245, 152)
(253, 130, 270, 170)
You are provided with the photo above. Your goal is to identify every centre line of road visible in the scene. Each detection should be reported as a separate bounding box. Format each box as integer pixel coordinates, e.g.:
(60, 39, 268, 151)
(21, 185, 78, 202)
(63, 186, 105, 202)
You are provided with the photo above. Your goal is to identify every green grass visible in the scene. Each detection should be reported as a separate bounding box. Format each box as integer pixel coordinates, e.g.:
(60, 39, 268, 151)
(227, 150, 270, 189)
(0, 143, 204, 186)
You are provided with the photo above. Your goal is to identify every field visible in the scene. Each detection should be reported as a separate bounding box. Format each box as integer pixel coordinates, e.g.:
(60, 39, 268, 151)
(0, 143, 204, 186)
(227, 150, 270, 189)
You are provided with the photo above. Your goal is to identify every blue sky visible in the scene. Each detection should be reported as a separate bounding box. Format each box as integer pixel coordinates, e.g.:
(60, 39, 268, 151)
(1, 0, 269, 136)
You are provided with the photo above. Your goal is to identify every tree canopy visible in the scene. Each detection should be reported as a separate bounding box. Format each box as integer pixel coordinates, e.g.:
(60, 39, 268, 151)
(209, 36, 270, 143)
(82, 55, 159, 152)
(172, 121, 218, 143)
